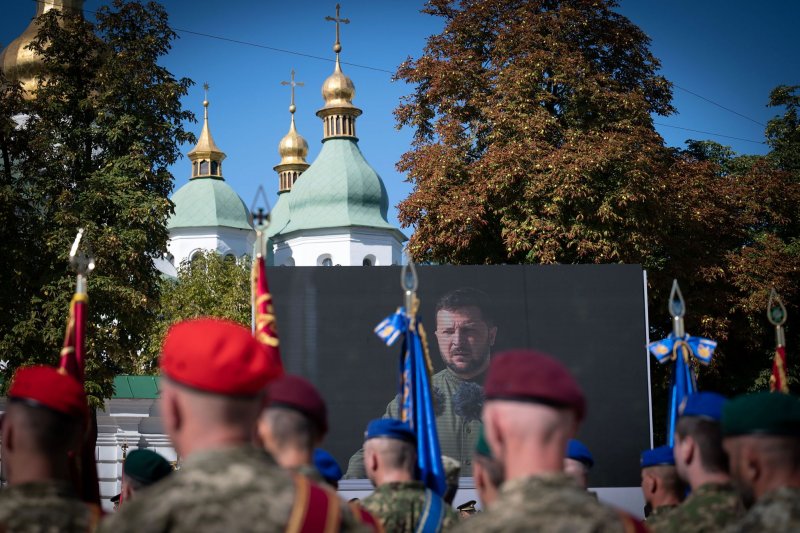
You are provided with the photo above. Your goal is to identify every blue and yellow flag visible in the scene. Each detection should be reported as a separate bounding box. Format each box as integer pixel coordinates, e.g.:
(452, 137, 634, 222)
(375, 307, 447, 496)
(648, 333, 717, 446)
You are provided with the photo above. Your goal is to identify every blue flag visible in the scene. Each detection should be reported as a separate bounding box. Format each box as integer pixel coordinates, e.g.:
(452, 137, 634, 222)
(375, 307, 447, 496)
(648, 333, 717, 446)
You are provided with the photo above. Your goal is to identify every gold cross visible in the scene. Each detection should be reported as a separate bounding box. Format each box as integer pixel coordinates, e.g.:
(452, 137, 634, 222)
(280, 70, 304, 113)
(325, 4, 349, 53)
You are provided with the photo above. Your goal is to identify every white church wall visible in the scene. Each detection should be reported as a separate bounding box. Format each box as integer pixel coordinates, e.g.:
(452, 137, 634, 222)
(273, 227, 403, 267)
(168, 226, 256, 267)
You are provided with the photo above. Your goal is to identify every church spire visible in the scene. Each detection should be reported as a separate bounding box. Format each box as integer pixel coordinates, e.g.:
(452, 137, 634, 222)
(275, 70, 310, 193)
(188, 83, 226, 179)
(317, 4, 362, 140)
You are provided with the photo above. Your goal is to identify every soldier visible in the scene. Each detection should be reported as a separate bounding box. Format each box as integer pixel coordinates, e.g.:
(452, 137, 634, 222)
(99, 318, 369, 533)
(454, 349, 644, 532)
(650, 392, 744, 532)
(346, 288, 497, 478)
(0, 365, 100, 532)
(564, 439, 594, 490)
(257, 374, 328, 484)
(119, 449, 173, 503)
(472, 426, 504, 508)
(360, 418, 459, 532)
(640, 445, 685, 527)
(721, 392, 800, 532)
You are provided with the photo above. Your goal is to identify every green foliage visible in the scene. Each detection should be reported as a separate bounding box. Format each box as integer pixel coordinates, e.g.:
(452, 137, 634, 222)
(140, 251, 252, 372)
(0, 1, 194, 405)
(766, 85, 800, 175)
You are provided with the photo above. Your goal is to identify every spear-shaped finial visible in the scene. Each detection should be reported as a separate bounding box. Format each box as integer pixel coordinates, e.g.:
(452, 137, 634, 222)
(669, 279, 686, 338)
(767, 288, 787, 347)
(401, 259, 418, 318)
(69, 229, 95, 295)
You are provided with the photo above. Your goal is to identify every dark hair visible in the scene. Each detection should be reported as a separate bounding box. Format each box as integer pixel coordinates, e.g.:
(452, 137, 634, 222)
(435, 287, 495, 326)
(675, 416, 728, 474)
(8, 400, 82, 456)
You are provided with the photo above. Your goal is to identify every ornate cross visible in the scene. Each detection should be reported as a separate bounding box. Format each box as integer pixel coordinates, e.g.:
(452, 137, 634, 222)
(325, 4, 349, 53)
(280, 70, 304, 113)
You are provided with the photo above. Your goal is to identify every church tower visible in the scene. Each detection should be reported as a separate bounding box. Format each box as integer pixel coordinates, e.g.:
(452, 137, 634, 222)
(268, 5, 405, 267)
(0, 1, 85, 98)
(166, 87, 255, 270)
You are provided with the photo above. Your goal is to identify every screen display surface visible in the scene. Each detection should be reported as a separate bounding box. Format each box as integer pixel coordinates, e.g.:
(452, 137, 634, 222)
(267, 264, 650, 487)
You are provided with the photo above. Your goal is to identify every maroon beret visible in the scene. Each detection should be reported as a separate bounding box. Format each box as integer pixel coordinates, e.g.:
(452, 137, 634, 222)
(267, 374, 328, 436)
(160, 317, 276, 396)
(484, 349, 586, 421)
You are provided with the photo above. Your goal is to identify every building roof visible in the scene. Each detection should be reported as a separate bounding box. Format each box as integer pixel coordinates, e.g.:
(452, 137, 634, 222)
(113, 376, 160, 399)
(274, 138, 405, 240)
(168, 177, 253, 231)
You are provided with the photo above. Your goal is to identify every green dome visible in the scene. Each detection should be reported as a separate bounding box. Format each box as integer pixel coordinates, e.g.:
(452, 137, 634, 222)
(276, 138, 402, 238)
(168, 177, 253, 230)
(265, 192, 291, 238)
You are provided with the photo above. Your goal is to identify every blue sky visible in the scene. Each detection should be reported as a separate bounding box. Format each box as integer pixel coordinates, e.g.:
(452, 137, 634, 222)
(2, 1, 797, 235)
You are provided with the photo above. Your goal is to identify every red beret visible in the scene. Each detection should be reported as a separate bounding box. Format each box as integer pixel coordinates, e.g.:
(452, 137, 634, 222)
(8, 365, 88, 419)
(267, 374, 328, 435)
(484, 349, 586, 421)
(160, 318, 275, 396)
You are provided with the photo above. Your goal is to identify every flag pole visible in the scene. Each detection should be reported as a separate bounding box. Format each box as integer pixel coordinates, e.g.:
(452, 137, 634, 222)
(767, 288, 788, 393)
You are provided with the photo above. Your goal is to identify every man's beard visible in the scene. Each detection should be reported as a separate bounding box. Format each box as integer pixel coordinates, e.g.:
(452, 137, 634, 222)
(446, 353, 490, 377)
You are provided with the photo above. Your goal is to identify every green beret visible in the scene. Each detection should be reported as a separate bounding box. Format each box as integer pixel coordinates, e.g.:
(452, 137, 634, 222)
(475, 425, 493, 459)
(722, 392, 800, 437)
(124, 449, 173, 486)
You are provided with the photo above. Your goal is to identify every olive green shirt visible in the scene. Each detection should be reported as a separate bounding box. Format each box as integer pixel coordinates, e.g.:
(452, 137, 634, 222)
(345, 368, 483, 478)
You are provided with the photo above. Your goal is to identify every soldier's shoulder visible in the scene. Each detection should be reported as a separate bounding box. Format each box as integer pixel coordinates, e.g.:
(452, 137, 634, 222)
(0, 484, 93, 533)
(99, 450, 299, 533)
(724, 487, 800, 533)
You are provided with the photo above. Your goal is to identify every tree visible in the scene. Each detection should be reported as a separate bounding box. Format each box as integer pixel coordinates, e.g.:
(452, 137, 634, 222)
(394, 0, 800, 409)
(395, 0, 675, 266)
(0, 0, 194, 403)
(140, 252, 252, 372)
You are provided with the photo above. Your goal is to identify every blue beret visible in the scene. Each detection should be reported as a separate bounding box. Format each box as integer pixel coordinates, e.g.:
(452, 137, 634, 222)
(313, 448, 342, 484)
(641, 445, 675, 468)
(365, 418, 416, 443)
(566, 439, 594, 468)
(679, 392, 726, 422)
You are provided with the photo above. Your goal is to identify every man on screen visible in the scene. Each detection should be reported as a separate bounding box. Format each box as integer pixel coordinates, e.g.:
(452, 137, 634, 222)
(344, 288, 497, 478)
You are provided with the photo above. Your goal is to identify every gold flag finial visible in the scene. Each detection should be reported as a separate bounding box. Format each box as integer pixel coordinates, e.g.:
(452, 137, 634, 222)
(324, 4, 350, 55)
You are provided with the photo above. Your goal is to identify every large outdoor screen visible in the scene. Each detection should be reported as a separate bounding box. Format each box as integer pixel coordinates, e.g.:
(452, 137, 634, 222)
(267, 264, 650, 487)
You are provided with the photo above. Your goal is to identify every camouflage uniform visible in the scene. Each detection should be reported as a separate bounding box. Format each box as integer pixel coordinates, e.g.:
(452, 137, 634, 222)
(361, 480, 459, 533)
(454, 474, 640, 533)
(0, 480, 97, 532)
(99, 446, 369, 533)
(294, 463, 326, 485)
(346, 369, 482, 478)
(648, 482, 744, 533)
(723, 487, 800, 533)
(644, 504, 679, 530)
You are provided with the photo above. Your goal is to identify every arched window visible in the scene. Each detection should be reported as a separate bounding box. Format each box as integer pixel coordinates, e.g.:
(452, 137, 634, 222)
(199, 160, 209, 174)
(192, 161, 198, 177)
(363, 254, 376, 266)
(335, 116, 342, 135)
(211, 161, 219, 175)
(318, 254, 333, 267)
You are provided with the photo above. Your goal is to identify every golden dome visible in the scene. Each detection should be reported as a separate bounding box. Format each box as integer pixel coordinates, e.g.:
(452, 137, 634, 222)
(321, 56, 357, 110)
(0, 1, 84, 99)
(278, 115, 309, 165)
